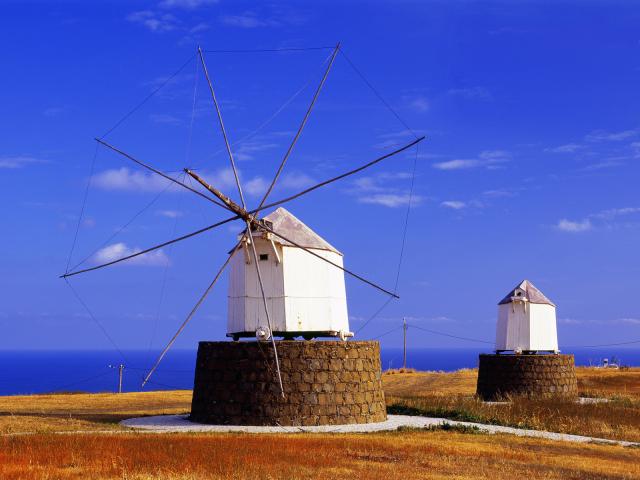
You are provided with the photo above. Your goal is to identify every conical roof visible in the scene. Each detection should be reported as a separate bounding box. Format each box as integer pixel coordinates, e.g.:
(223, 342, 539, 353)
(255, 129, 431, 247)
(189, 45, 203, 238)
(498, 279, 555, 306)
(261, 207, 341, 254)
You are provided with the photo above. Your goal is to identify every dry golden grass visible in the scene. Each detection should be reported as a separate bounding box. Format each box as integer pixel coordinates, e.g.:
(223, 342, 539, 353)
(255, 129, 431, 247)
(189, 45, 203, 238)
(577, 367, 640, 398)
(383, 367, 640, 442)
(0, 390, 191, 434)
(1, 430, 638, 480)
(1, 367, 638, 479)
(382, 368, 476, 397)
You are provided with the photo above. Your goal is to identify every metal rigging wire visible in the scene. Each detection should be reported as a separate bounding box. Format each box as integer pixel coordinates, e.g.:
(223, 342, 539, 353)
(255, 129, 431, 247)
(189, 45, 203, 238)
(100, 53, 197, 140)
(65, 142, 99, 275)
(64, 278, 129, 362)
(69, 180, 175, 273)
(338, 47, 420, 140)
(203, 46, 335, 53)
(355, 142, 421, 335)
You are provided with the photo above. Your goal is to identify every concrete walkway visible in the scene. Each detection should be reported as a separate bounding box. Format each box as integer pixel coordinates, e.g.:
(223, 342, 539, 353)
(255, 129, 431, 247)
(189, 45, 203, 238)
(121, 414, 639, 447)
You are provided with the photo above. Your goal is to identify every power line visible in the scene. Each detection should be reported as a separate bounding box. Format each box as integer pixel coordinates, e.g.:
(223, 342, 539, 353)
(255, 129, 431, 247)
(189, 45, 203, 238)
(407, 323, 494, 345)
(561, 339, 640, 348)
(49, 368, 113, 393)
(371, 325, 403, 341)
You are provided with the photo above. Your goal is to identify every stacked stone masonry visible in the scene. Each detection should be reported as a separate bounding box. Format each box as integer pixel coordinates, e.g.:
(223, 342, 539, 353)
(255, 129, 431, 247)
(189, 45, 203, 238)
(476, 353, 578, 401)
(190, 341, 387, 426)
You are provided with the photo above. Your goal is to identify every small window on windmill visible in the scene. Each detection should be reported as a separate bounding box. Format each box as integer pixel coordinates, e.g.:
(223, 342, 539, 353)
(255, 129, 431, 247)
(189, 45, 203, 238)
(259, 253, 269, 261)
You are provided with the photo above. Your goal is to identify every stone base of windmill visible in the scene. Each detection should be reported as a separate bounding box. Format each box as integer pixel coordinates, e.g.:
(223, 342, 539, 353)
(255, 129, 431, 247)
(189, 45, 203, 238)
(476, 353, 578, 401)
(189, 341, 387, 426)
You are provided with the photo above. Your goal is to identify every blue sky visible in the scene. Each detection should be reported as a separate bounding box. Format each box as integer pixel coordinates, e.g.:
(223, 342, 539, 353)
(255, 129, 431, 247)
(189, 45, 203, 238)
(1, 0, 639, 355)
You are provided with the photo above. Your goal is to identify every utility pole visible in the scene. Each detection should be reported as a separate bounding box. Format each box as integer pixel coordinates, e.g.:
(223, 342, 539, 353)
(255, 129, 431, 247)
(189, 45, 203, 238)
(118, 364, 124, 394)
(403, 317, 408, 369)
(109, 364, 125, 393)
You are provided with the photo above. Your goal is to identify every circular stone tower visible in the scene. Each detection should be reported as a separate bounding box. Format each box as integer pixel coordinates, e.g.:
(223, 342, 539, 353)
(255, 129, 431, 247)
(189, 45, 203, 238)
(476, 280, 577, 401)
(190, 341, 387, 426)
(477, 353, 577, 400)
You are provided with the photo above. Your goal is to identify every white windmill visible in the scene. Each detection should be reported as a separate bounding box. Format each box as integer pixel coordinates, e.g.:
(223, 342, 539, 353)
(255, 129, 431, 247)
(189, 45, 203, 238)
(495, 279, 559, 354)
(61, 43, 424, 396)
(227, 207, 351, 342)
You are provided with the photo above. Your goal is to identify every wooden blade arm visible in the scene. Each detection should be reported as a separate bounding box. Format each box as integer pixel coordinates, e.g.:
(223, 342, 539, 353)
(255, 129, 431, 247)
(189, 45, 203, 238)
(60, 214, 240, 278)
(244, 222, 285, 397)
(197, 47, 247, 209)
(253, 136, 425, 214)
(95, 138, 228, 210)
(185, 168, 246, 218)
(254, 43, 340, 214)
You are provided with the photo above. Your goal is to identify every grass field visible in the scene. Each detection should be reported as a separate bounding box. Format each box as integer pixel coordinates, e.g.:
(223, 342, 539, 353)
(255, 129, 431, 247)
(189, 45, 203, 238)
(383, 367, 640, 442)
(2, 429, 639, 480)
(0, 367, 638, 479)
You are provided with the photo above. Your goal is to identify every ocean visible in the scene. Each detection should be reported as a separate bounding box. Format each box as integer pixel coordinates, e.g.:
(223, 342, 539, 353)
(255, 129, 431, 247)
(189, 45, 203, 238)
(0, 347, 638, 396)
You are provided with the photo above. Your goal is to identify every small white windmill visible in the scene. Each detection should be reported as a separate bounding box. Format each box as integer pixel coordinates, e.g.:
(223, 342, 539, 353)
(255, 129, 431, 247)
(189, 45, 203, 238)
(61, 43, 424, 395)
(495, 279, 559, 354)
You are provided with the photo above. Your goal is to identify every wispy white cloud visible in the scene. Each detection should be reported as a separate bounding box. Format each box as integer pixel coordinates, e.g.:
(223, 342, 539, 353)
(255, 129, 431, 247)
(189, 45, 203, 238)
(374, 130, 429, 150)
(93, 243, 169, 266)
(351, 171, 422, 208)
(126, 10, 179, 32)
(581, 159, 624, 171)
(479, 150, 509, 161)
(559, 317, 640, 326)
(585, 129, 638, 142)
(149, 113, 183, 125)
(433, 150, 510, 171)
(156, 210, 183, 218)
(189, 22, 209, 33)
(43, 106, 68, 117)
(440, 200, 466, 210)
(483, 189, 514, 198)
(359, 194, 418, 208)
(0, 155, 47, 169)
(556, 218, 592, 233)
(619, 318, 640, 325)
(432, 159, 480, 170)
(278, 172, 315, 190)
(93, 166, 253, 195)
(447, 86, 491, 100)
(244, 176, 268, 197)
(220, 13, 278, 28)
(545, 143, 584, 153)
(93, 168, 174, 192)
(591, 207, 640, 221)
(234, 140, 279, 161)
(404, 95, 429, 113)
(159, 0, 217, 9)
(556, 206, 640, 233)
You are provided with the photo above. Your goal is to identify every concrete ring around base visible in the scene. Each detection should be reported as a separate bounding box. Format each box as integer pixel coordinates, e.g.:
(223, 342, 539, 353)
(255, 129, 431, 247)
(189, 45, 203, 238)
(120, 414, 640, 447)
(121, 414, 445, 434)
